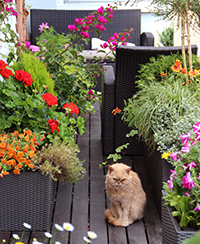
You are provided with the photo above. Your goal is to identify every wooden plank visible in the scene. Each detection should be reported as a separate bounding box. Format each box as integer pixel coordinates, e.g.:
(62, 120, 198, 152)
(30, 232, 47, 243)
(70, 115, 90, 243)
(90, 101, 108, 243)
(51, 181, 73, 242)
(132, 156, 162, 244)
(0, 232, 11, 244)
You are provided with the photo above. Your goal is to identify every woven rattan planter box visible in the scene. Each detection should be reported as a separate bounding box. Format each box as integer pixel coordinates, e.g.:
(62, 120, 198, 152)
(0, 170, 57, 231)
(162, 192, 197, 244)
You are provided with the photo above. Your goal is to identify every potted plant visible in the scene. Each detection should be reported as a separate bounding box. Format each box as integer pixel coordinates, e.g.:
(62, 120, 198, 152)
(161, 122, 200, 243)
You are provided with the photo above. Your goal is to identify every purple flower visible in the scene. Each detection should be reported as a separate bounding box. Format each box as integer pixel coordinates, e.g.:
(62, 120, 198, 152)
(170, 151, 179, 161)
(180, 132, 192, 144)
(182, 172, 195, 190)
(194, 203, 200, 211)
(29, 45, 40, 52)
(38, 22, 49, 32)
(181, 143, 191, 153)
(198, 174, 200, 180)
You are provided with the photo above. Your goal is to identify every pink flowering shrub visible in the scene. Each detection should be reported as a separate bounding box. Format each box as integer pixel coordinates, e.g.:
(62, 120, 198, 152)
(163, 122, 200, 228)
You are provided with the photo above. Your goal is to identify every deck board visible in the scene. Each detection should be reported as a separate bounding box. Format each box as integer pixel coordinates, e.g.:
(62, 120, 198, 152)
(0, 101, 162, 244)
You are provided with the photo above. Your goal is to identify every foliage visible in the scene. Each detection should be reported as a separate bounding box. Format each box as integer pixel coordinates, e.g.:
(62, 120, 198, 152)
(0, 0, 19, 63)
(157, 26, 174, 46)
(182, 230, 200, 244)
(123, 78, 200, 150)
(162, 122, 200, 228)
(12, 52, 55, 94)
(136, 53, 200, 89)
(32, 136, 85, 182)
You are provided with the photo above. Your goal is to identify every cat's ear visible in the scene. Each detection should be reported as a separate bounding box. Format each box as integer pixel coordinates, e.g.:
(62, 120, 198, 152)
(126, 167, 131, 174)
(109, 165, 114, 174)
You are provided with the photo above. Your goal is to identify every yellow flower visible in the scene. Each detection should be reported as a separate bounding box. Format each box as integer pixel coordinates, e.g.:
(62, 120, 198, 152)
(161, 151, 171, 159)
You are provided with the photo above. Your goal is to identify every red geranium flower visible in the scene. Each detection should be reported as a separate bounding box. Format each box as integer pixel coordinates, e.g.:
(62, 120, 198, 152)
(15, 70, 33, 87)
(42, 93, 58, 107)
(63, 102, 79, 115)
(0, 67, 14, 79)
(47, 119, 59, 133)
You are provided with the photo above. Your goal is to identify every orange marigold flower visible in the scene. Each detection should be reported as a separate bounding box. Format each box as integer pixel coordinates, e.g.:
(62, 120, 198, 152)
(0, 142, 6, 149)
(13, 168, 20, 175)
(39, 133, 46, 142)
(7, 160, 13, 166)
(28, 164, 33, 169)
(112, 107, 122, 116)
(0, 151, 4, 157)
(171, 60, 182, 72)
(28, 150, 35, 158)
(25, 135, 29, 142)
(160, 72, 167, 77)
(17, 151, 24, 157)
(26, 130, 32, 136)
(1, 158, 6, 164)
(12, 159, 17, 166)
(16, 146, 20, 150)
(23, 144, 29, 153)
(26, 159, 31, 165)
(2, 171, 9, 176)
(17, 163, 23, 168)
(8, 153, 14, 158)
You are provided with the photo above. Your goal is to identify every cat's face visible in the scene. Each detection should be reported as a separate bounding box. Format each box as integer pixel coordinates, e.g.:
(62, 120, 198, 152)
(106, 163, 131, 189)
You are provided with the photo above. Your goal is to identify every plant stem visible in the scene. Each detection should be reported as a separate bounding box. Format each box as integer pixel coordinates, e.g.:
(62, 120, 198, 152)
(181, 17, 188, 84)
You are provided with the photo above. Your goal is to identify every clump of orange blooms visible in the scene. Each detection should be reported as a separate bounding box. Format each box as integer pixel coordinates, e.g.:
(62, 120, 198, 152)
(0, 129, 44, 177)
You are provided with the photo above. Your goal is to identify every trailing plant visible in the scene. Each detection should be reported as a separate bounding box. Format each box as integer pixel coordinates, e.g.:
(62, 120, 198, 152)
(32, 136, 85, 182)
(162, 122, 200, 228)
(157, 25, 174, 47)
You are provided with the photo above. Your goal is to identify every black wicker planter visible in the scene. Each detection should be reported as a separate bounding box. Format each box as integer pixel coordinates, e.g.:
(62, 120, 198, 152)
(162, 193, 197, 244)
(0, 170, 57, 231)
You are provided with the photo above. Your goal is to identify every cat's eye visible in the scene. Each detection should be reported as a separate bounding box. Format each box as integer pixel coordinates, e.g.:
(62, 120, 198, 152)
(121, 178, 126, 182)
(113, 178, 117, 181)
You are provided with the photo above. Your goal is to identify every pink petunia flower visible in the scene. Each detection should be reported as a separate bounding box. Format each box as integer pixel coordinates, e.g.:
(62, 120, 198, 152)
(194, 203, 200, 211)
(182, 172, 195, 190)
(29, 45, 40, 52)
(181, 143, 191, 153)
(170, 151, 179, 162)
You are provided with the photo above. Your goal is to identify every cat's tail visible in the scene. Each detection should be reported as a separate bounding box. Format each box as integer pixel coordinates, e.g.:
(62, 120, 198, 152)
(105, 209, 116, 225)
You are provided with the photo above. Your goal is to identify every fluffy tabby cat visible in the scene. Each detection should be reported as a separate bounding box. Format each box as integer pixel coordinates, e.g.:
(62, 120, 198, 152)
(105, 163, 146, 227)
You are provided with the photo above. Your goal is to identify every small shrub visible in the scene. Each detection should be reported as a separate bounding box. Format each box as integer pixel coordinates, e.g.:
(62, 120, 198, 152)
(157, 26, 174, 47)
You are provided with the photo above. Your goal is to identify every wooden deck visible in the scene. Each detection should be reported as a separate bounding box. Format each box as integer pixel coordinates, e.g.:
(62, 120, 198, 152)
(0, 101, 162, 244)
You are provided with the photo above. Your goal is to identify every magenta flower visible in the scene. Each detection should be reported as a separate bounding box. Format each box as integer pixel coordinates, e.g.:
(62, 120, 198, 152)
(198, 174, 200, 180)
(68, 24, 76, 31)
(167, 179, 174, 189)
(187, 161, 198, 170)
(4, 0, 13, 2)
(180, 132, 192, 144)
(182, 172, 195, 190)
(98, 16, 107, 24)
(26, 41, 31, 48)
(181, 143, 191, 153)
(185, 191, 190, 197)
(170, 169, 177, 178)
(29, 45, 40, 52)
(97, 6, 104, 14)
(81, 32, 89, 39)
(38, 22, 49, 32)
(64, 44, 69, 49)
(88, 90, 93, 95)
(194, 203, 200, 211)
(193, 122, 200, 134)
(170, 151, 179, 161)
(108, 14, 113, 19)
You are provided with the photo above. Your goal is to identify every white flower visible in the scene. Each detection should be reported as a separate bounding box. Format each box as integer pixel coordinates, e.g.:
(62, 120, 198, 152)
(87, 231, 97, 239)
(63, 222, 74, 232)
(55, 242, 62, 244)
(23, 222, 32, 229)
(83, 236, 91, 243)
(12, 234, 20, 240)
(54, 223, 64, 231)
(44, 232, 52, 238)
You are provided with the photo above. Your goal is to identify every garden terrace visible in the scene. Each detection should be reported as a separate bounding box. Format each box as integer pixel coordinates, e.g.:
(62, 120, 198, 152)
(0, 101, 162, 244)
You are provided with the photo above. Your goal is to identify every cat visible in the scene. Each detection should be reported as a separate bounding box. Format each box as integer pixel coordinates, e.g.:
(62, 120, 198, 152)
(105, 163, 146, 227)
